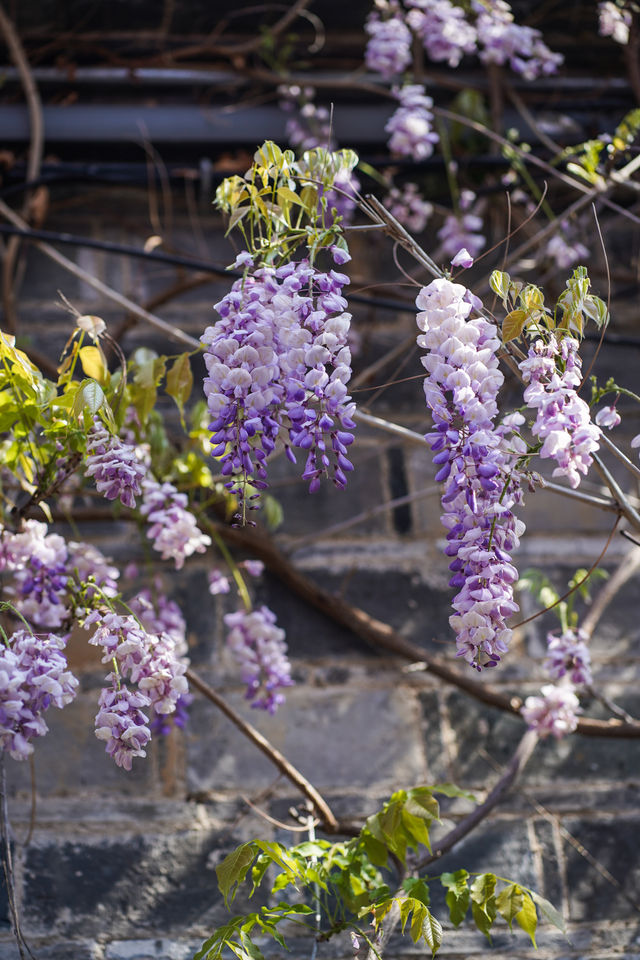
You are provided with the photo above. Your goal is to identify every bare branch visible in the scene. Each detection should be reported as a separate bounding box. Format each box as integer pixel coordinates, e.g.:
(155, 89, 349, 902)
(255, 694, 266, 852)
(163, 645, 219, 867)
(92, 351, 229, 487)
(0, 199, 200, 351)
(185, 668, 340, 832)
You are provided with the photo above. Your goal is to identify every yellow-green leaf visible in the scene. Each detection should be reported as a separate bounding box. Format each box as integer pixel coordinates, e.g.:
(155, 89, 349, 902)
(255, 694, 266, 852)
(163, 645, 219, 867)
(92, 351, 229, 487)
(502, 309, 527, 343)
(166, 353, 194, 420)
(496, 883, 524, 930)
(79, 345, 108, 385)
(515, 893, 537, 946)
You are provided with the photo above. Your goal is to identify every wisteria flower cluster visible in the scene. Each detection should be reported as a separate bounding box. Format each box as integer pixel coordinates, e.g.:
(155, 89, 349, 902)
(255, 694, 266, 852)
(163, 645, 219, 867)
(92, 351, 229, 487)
(279, 85, 333, 153)
(544, 628, 592, 686)
(1, 519, 119, 629)
(84, 418, 147, 509)
(365, 1, 413, 77)
(385, 84, 439, 162)
(519, 335, 601, 489)
(87, 611, 189, 768)
(202, 254, 356, 517)
(416, 278, 525, 669)
(521, 682, 580, 739)
(141, 477, 212, 570)
(384, 182, 433, 233)
(598, 1, 632, 44)
(0, 630, 78, 760)
(522, 625, 592, 738)
(366, 0, 562, 79)
(224, 606, 292, 712)
(438, 190, 486, 260)
(278, 88, 361, 222)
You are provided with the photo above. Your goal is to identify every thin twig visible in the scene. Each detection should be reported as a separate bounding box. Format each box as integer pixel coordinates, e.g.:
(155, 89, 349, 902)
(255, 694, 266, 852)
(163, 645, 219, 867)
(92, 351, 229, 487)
(0, 199, 199, 351)
(0, 3, 44, 334)
(581, 547, 640, 638)
(598, 432, 640, 483)
(185, 667, 340, 832)
(418, 729, 539, 868)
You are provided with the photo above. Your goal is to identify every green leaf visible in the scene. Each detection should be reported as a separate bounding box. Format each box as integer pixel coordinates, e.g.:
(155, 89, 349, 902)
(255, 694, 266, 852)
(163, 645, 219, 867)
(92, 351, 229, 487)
(72, 379, 105, 419)
(421, 908, 443, 957)
(253, 840, 300, 882)
(166, 352, 194, 423)
(403, 878, 430, 906)
(530, 891, 566, 934)
(441, 870, 469, 927)
(216, 843, 257, 907)
(432, 783, 477, 802)
(515, 892, 538, 946)
(401, 808, 432, 852)
(363, 831, 388, 867)
(496, 883, 524, 930)
(470, 873, 497, 942)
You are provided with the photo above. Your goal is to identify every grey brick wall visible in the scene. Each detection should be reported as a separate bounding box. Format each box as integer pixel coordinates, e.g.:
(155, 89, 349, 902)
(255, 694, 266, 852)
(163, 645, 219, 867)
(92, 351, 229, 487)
(2, 190, 640, 959)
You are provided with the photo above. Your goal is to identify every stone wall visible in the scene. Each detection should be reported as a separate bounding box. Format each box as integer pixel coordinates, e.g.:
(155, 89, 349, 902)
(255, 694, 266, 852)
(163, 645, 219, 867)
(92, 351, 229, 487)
(1, 188, 640, 960)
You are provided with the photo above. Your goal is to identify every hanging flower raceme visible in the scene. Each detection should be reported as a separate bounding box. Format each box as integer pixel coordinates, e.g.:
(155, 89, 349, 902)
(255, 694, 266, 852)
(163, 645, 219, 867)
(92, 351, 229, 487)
(84, 418, 147, 509)
(224, 606, 292, 712)
(0, 630, 78, 761)
(384, 182, 433, 233)
(438, 191, 485, 261)
(544, 628, 592, 686)
(598, 1, 632, 44)
(385, 84, 439, 162)
(140, 478, 212, 570)
(1, 520, 120, 629)
(473, 0, 563, 78)
(405, 0, 477, 67)
(86, 611, 189, 767)
(94, 682, 152, 771)
(521, 682, 580, 738)
(519, 335, 601, 489)
(201, 254, 356, 518)
(416, 278, 525, 669)
(365, 2, 413, 77)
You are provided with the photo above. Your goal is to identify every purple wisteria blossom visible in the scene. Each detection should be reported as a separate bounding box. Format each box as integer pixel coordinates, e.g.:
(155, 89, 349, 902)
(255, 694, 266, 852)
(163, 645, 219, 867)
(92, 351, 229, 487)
(279, 85, 333, 153)
(365, 3, 413, 77)
(546, 231, 590, 270)
(438, 190, 485, 260)
(140, 478, 211, 569)
(208, 569, 231, 595)
(94, 683, 152, 771)
(521, 682, 580, 738)
(127, 589, 192, 736)
(84, 418, 146, 509)
(405, 0, 477, 67)
(128, 585, 188, 657)
(598, 1, 632, 43)
(544, 628, 592, 686)
(0, 630, 78, 760)
(384, 182, 433, 233)
(322, 167, 362, 224)
(385, 84, 439, 162)
(416, 278, 526, 669)
(1, 520, 120, 628)
(224, 606, 292, 712)
(474, 0, 563, 79)
(595, 404, 621, 430)
(87, 612, 188, 766)
(201, 257, 356, 517)
(519, 335, 601, 489)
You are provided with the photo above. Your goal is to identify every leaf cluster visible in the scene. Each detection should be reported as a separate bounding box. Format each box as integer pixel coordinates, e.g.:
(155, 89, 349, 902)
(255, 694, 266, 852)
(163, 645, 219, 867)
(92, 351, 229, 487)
(198, 784, 564, 960)
(215, 140, 355, 265)
(490, 265, 608, 343)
